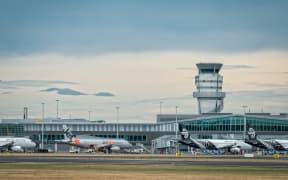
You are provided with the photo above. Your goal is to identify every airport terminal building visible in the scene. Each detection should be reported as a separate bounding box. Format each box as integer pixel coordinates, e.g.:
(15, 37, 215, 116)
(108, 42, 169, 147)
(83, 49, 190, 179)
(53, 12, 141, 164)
(0, 63, 288, 151)
(1, 113, 288, 150)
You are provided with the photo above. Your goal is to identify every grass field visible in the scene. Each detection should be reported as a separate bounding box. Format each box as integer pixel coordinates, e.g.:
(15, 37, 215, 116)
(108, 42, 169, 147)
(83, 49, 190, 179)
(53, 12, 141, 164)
(0, 164, 288, 180)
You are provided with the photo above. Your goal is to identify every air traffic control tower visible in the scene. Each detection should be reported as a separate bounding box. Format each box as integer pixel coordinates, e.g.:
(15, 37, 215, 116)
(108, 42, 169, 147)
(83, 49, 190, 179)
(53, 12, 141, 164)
(193, 63, 226, 114)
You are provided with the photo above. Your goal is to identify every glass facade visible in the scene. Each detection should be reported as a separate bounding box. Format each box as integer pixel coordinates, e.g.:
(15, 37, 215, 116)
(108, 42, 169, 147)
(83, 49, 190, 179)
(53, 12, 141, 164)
(180, 115, 288, 133)
(0, 124, 24, 136)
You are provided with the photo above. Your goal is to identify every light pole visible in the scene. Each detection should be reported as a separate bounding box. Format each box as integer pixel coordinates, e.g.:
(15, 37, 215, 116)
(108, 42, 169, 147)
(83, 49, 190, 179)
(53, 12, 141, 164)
(242, 105, 248, 139)
(116, 106, 120, 139)
(41, 102, 45, 149)
(56, 99, 60, 119)
(175, 106, 179, 153)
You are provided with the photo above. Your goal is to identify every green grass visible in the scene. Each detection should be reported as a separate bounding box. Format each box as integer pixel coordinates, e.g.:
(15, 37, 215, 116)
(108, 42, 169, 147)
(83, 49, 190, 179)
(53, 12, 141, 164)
(0, 164, 288, 175)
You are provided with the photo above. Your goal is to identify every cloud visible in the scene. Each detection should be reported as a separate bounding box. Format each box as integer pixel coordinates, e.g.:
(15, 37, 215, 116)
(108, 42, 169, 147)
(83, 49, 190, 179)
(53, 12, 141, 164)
(1, 1, 288, 56)
(246, 82, 288, 88)
(228, 89, 288, 98)
(0, 91, 13, 95)
(41, 88, 86, 96)
(255, 71, 288, 74)
(94, 92, 115, 97)
(0, 85, 17, 90)
(136, 95, 192, 104)
(0, 80, 78, 89)
(223, 65, 255, 70)
(41, 88, 116, 97)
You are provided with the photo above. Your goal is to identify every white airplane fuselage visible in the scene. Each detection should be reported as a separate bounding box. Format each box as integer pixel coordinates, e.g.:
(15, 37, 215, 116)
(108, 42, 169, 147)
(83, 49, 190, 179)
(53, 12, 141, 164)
(198, 139, 252, 151)
(63, 136, 132, 152)
(59, 125, 133, 153)
(0, 137, 36, 152)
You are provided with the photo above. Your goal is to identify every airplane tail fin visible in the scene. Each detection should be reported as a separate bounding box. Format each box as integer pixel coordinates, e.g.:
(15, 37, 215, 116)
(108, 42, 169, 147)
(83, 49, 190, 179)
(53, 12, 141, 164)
(179, 124, 190, 140)
(247, 126, 257, 140)
(63, 125, 75, 141)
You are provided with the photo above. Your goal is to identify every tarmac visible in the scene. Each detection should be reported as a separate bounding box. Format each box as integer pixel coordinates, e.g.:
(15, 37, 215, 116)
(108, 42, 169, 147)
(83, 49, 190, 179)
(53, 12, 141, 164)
(1, 154, 288, 167)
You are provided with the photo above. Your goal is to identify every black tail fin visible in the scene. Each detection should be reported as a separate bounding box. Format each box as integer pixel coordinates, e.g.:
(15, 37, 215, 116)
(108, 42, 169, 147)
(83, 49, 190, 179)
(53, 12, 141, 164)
(63, 125, 75, 141)
(247, 126, 257, 140)
(179, 124, 190, 140)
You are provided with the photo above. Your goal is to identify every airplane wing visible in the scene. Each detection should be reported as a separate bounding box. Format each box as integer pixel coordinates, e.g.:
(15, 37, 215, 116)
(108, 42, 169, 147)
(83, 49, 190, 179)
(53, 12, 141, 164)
(268, 140, 288, 150)
(54, 139, 70, 144)
(96, 143, 113, 149)
(54, 139, 80, 147)
(0, 141, 14, 148)
(212, 143, 234, 149)
(178, 139, 206, 149)
(279, 143, 288, 150)
(207, 140, 236, 149)
(276, 140, 288, 150)
(257, 139, 274, 150)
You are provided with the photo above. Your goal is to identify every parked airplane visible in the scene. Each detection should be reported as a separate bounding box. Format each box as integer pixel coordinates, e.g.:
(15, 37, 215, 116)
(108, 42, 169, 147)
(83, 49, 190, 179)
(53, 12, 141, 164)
(56, 125, 132, 153)
(178, 125, 252, 154)
(0, 137, 36, 152)
(270, 139, 288, 151)
(245, 127, 288, 151)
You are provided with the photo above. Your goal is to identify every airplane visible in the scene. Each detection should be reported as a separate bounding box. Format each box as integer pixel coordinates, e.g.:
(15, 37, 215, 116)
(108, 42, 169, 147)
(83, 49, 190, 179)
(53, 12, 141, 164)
(178, 125, 252, 154)
(56, 125, 133, 153)
(0, 137, 36, 152)
(245, 127, 288, 151)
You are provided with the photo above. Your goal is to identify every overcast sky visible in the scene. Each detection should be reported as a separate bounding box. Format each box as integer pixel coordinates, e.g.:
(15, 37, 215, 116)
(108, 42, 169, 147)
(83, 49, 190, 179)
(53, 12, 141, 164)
(0, 0, 288, 122)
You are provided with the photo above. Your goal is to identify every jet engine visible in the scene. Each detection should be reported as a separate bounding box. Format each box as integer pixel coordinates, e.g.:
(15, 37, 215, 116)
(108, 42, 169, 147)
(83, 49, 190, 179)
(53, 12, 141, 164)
(110, 146, 120, 151)
(230, 147, 241, 154)
(10, 146, 24, 152)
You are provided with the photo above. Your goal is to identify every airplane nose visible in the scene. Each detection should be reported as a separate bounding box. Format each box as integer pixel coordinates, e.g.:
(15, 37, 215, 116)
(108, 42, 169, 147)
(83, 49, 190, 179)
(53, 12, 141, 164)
(31, 142, 36, 148)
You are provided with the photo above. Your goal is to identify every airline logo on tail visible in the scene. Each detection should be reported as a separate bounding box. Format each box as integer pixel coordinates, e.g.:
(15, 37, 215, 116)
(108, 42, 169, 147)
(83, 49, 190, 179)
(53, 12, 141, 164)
(181, 128, 189, 139)
(247, 127, 256, 140)
(179, 124, 190, 140)
(63, 125, 75, 141)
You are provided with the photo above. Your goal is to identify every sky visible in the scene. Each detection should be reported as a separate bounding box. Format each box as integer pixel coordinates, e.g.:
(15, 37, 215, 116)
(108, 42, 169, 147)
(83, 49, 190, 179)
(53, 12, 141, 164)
(0, 0, 288, 123)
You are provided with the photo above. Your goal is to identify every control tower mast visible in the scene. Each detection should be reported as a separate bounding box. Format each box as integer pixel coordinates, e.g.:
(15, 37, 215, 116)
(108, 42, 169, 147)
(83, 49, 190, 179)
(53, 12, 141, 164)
(193, 63, 226, 114)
